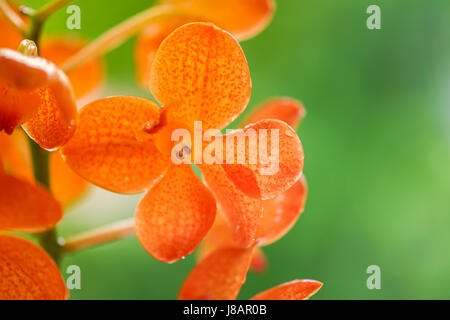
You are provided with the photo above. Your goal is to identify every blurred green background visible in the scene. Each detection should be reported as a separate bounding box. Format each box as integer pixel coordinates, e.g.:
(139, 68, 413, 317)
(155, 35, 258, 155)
(23, 0, 450, 299)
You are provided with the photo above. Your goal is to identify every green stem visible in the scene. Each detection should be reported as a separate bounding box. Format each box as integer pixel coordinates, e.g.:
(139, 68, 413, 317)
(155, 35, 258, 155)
(37, 229, 63, 265)
(28, 138, 50, 188)
(27, 137, 63, 264)
(25, 18, 44, 47)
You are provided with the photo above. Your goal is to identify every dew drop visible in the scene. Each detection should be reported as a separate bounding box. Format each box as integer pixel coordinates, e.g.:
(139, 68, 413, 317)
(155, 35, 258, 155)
(285, 130, 295, 137)
(57, 237, 66, 246)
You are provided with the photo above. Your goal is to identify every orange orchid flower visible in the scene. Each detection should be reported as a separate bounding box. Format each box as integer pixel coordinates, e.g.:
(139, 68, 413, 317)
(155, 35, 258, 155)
(0, 233, 67, 300)
(135, 0, 275, 86)
(198, 98, 307, 271)
(61, 22, 304, 263)
(0, 41, 77, 150)
(179, 247, 322, 300)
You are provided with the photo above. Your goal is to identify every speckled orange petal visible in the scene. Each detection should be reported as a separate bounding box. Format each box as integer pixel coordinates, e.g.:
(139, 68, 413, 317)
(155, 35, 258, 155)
(50, 152, 88, 207)
(0, 172, 62, 233)
(179, 247, 253, 300)
(200, 164, 262, 248)
(251, 280, 323, 300)
(0, 76, 40, 134)
(197, 212, 234, 260)
(244, 98, 306, 129)
(0, 234, 68, 300)
(198, 214, 268, 273)
(62, 96, 169, 194)
(256, 176, 308, 246)
(222, 119, 304, 200)
(0, 129, 33, 181)
(149, 22, 251, 131)
(22, 68, 77, 150)
(135, 15, 194, 88)
(135, 164, 216, 263)
(161, 0, 275, 40)
(41, 37, 104, 102)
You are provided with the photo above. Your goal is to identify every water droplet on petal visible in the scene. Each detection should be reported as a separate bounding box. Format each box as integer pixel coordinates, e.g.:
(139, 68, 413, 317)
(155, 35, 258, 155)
(285, 130, 295, 137)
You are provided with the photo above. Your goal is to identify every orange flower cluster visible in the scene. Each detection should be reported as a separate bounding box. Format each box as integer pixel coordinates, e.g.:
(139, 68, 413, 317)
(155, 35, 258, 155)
(62, 23, 304, 264)
(62, 23, 318, 299)
(0, 0, 322, 300)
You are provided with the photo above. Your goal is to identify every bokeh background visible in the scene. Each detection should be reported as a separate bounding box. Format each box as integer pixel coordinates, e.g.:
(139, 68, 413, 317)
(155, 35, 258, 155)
(23, 0, 450, 299)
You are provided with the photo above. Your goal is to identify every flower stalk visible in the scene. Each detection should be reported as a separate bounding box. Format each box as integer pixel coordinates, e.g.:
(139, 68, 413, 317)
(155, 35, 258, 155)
(27, 138, 50, 188)
(62, 218, 135, 253)
(62, 4, 175, 72)
(32, 0, 75, 22)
